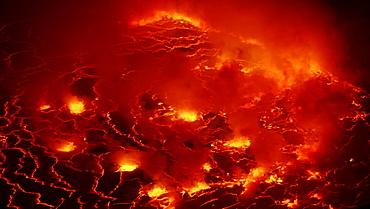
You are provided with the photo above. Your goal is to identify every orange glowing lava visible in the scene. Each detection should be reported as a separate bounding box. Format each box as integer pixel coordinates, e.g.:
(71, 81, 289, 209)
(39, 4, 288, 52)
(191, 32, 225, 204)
(68, 99, 85, 114)
(39, 104, 51, 111)
(186, 182, 210, 195)
(202, 162, 212, 171)
(117, 162, 139, 172)
(177, 110, 198, 122)
(56, 141, 76, 152)
(132, 11, 203, 28)
(224, 136, 251, 149)
(148, 185, 168, 198)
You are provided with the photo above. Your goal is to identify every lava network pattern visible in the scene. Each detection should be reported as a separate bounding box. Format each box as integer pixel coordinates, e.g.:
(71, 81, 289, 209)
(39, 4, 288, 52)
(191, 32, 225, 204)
(1, 1, 370, 209)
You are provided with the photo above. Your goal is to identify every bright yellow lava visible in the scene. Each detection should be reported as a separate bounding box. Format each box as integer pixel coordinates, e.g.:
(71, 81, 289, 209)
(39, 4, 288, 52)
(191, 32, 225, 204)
(148, 186, 168, 198)
(68, 101, 85, 114)
(187, 182, 210, 195)
(241, 167, 266, 187)
(265, 174, 283, 184)
(39, 105, 51, 111)
(117, 163, 139, 172)
(57, 141, 76, 152)
(178, 110, 198, 122)
(203, 163, 212, 171)
(283, 199, 299, 208)
(133, 11, 202, 28)
(224, 137, 251, 148)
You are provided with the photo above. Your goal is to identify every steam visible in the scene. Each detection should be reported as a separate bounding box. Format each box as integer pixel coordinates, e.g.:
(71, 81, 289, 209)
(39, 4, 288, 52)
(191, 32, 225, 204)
(89, 0, 353, 196)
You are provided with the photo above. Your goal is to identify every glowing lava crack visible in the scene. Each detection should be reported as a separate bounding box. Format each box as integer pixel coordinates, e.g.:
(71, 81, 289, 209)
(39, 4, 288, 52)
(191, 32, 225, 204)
(1, 5, 370, 209)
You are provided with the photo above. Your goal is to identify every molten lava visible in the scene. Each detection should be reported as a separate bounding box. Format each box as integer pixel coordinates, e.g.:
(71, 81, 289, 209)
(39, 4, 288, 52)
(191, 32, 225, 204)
(56, 141, 76, 152)
(224, 137, 251, 149)
(177, 110, 198, 122)
(0, 0, 370, 209)
(39, 104, 51, 111)
(117, 163, 139, 172)
(67, 99, 85, 114)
